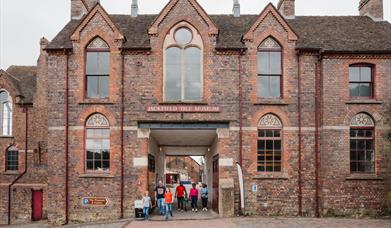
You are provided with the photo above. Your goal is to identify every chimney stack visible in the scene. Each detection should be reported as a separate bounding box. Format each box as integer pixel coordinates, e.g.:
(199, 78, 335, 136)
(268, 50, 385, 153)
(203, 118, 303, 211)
(71, 0, 100, 20)
(359, 0, 383, 21)
(131, 0, 139, 17)
(233, 0, 240, 17)
(277, 0, 295, 19)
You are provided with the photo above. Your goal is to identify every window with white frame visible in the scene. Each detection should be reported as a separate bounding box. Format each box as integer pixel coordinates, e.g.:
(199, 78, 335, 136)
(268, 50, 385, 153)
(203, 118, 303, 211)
(0, 90, 12, 136)
(85, 113, 110, 171)
(164, 26, 203, 101)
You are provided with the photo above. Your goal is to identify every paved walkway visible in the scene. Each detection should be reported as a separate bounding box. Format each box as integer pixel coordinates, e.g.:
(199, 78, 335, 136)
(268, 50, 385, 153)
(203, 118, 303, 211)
(127, 217, 391, 228)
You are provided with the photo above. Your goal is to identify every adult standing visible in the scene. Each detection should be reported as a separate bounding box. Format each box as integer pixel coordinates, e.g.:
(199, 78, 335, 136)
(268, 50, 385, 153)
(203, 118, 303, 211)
(175, 182, 187, 211)
(189, 183, 199, 212)
(154, 180, 166, 215)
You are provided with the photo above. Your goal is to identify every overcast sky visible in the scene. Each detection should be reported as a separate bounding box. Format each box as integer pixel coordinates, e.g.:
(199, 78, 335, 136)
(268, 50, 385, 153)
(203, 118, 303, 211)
(0, 0, 390, 69)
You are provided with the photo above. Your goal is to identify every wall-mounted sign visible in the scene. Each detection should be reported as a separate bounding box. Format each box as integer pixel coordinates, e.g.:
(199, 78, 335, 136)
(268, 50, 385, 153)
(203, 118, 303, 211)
(252, 184, 258, 193)
(82, 197, 109, 206)
(147, 105, 220, 113)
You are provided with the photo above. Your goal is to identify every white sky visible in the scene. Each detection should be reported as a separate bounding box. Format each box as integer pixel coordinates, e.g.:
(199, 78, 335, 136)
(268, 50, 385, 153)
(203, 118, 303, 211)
(0, 0, 390, 69)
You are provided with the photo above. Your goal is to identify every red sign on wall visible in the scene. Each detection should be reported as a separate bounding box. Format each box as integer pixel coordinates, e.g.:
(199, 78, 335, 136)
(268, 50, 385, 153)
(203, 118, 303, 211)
(147, 105, 220, 113)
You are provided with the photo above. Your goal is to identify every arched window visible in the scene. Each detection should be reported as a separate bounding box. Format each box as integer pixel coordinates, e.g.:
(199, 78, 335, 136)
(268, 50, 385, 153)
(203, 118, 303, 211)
(164, 26, 202, 101)
(6, 146, 18, 171)
(350, 113, 375, 173)
(349, 64, 373, 98)
(0, 90, 12, 136)
(85, 113, 110, 171)
(257, 114, 282, 172)
(258, 37, 282, 98)
(86, 37, 110, 99)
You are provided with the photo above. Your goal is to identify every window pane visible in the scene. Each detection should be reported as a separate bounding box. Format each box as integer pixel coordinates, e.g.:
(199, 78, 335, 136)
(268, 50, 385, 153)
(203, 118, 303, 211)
(258, 130, 265, 137)
(97, 52, 109, 75)
(357, 130, 365, 137)
(102, 150, 110, 160)
(349, 83, 360, 97)
(350, 140, 357, 150)
(165, 47, 181, 101)
(266, 130, 273, 137)
(257, 140, 265, 150)
(349, 67, 360, 81)
(102, 160, 110, 169)
(184, 47, 201, 100)
(274, 140, 281, 150)
(366, 150, 373, 161)
(365, 130, 373, 138)
(350, 162, 357, 172)
(366, 140, 373, 150)
(269, 52, 281, 74)
(258, 52, 268, 75)
(98, 76, 109, 98)
(350, 130, 356, 137)
(87, 76, 98, 98)
(86, 52, 98, 75)
(87, 150, 93, 159)
(359, 83, 371, 97)
(274, 130, 281, 137)
(350, 150, 357, 160)
(175, 28, 192, 45)
(87, 161, 94, 170)
(266, 140, 273, 150)
(360, 67, 372, 82)
(258, 76, 268, 98)
(358, 150, 365, 160)
(269, 76, 281, 98)
(358, 140, 365, 150)
(95, 160, 102, 170)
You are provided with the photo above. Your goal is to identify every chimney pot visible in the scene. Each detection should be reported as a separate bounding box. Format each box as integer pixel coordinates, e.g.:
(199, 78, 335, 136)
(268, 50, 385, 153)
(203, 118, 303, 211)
(131, 0, 138, 17)
(233, 0, 240, 17)
(359, 0, 383, 21)
(277, 0, 295, 19)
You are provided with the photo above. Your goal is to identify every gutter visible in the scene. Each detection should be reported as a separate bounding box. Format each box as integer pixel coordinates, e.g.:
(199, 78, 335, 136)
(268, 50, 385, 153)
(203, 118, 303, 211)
(8, 105, 29, 225)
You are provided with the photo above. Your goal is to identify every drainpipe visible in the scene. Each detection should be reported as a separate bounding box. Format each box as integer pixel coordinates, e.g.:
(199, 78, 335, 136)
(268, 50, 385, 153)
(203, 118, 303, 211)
(314, 53, 321, 218)
(65, 51, 70, 224)
(8, 105, 29, 225)
(120, 53, 125, 218)
(296, 51, 303, 216)
(238, 48, 245, 167)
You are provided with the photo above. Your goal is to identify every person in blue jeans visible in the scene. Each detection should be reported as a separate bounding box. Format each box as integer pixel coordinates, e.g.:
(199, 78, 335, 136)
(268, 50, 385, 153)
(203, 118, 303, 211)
(142, 191, 152, 220)
(164, 188, 174, 220)
(154, 180, 166, 215)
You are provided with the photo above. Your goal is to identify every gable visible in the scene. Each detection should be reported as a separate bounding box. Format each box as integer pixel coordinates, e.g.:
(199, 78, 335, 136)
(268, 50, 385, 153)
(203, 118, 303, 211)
(70, 3, 124, 42)
(243, 3, 297, 42)
(149, 0, 218, 36)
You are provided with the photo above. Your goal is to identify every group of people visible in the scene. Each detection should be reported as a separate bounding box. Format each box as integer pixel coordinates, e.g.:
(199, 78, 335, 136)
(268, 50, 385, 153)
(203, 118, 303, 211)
(142, 180, 209, 221)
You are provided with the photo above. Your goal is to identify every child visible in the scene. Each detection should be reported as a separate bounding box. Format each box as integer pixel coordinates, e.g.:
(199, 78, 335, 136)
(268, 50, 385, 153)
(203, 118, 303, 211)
(200, 183, 208, 211)
(189, 183, 199, 212)
(142, 191, 152, 220)
(164, 188, 174, 220)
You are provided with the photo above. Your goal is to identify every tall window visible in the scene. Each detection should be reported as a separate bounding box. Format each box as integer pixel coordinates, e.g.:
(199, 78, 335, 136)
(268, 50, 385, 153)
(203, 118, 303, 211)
(258, 37, 282, 98)
(6, 146, 18, 171)
(0, 90, 12, 136)
(86, 37, 110, 99)
(350, 113, 375, 173)
(85, 113, 110, 171)
(349, 65, 373, 98)
(257, 114, 282, 172)
(165, 27, 202, 101)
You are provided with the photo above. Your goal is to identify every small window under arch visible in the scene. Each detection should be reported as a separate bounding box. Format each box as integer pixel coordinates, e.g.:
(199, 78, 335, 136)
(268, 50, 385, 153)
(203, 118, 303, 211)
(257, 114, 283, 172)
(350, 113, 375, 173)
(85, 113, 110, 172)
(258, 37, 282, 98)
(6, 146, 18, 171)
(86, 37, 110, 99)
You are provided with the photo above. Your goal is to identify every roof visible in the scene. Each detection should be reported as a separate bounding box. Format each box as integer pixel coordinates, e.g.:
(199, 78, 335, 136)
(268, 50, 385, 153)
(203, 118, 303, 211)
(5, 66, 37, 104)
(46, 14, 391, 53)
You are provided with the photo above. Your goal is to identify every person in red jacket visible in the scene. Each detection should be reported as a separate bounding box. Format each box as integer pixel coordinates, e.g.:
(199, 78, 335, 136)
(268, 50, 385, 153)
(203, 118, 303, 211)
(175, 182, 187, 211)
(189, 183, 199, 212)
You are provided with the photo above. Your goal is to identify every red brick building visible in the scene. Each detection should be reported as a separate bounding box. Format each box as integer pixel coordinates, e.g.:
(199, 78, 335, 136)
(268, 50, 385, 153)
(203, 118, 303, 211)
(1, 0, 390, 225)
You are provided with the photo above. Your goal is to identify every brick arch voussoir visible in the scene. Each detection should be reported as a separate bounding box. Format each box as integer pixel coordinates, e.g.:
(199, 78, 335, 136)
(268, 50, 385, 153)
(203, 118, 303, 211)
(344, 107, 382, 126)
(78, 106, 117, 127)
(80, 29, 120, 51)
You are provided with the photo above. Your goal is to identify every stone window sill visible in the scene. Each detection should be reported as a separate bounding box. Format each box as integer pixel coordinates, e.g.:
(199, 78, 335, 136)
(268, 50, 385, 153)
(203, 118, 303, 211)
(159, 101, 208, 105)
(345, 100, 383, 105)
(79, 101, 115, 105)
(80, 173, 114, 178)
(346, 174, 383, 180)
(4, 171, 19, 175)
(253, 99, 290, 106)
(0, 136, 14, 139)
(253, 173, 290, 180)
